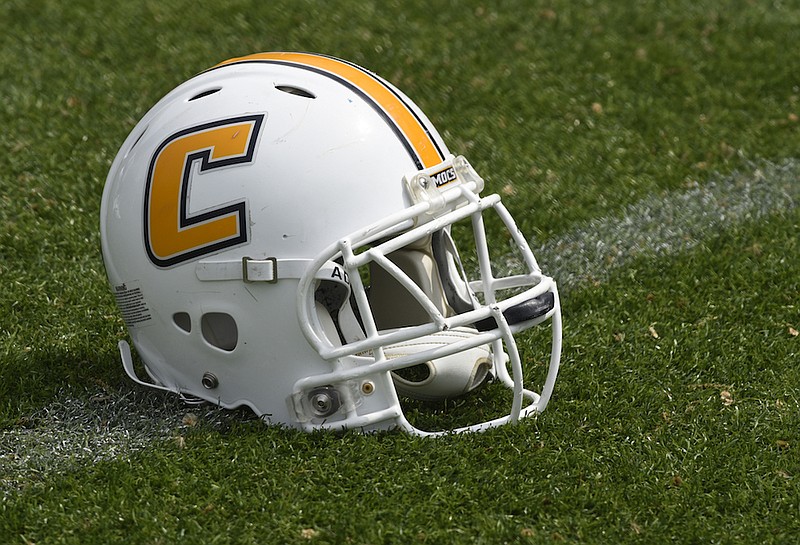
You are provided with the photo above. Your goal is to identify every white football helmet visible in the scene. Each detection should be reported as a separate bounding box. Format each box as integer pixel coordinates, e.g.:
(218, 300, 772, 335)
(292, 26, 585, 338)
(100, 52, 561, 435)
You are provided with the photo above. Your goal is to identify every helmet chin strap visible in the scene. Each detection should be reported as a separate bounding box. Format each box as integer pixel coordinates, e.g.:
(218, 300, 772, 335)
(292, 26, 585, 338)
(382, 327, 495, 400)
(349, 230, 500, 401)
(430, 229, 478, 315)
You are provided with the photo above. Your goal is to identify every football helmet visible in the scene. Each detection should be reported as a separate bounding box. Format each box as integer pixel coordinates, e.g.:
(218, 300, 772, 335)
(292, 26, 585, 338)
(100, 52, 561, 435)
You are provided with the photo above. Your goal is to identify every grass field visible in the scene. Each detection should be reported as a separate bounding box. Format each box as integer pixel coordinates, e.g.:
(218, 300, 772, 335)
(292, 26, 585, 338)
(1, 1, 799, 543)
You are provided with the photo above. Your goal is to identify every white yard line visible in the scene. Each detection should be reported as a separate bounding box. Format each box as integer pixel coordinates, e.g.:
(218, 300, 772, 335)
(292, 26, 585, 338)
(0, 390, 251, 496)
(2, 159, 798, 496)
(516, 159, 799, 290)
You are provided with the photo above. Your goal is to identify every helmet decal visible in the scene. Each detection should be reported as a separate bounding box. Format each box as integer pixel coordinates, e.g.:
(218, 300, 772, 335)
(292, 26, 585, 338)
(144, 114, 264, 267)
(209, 52, 445, 170)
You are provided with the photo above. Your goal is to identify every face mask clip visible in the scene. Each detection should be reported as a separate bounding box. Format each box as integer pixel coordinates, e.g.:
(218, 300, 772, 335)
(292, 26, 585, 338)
(404, 155, 485, 216)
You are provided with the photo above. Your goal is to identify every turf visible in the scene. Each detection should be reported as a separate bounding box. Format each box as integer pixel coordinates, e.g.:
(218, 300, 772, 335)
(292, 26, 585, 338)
(1, 1, 799, 543)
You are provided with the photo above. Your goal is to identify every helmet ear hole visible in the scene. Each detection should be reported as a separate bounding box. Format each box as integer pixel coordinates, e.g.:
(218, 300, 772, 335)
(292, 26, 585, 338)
(201, 312, 238, 352)
(173, 312, 192, 333)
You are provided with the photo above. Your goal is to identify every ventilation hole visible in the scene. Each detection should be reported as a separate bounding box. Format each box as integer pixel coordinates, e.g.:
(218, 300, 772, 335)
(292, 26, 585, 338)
(393, 363, 432, 384)
(201, 312, 238, 352)
(125, 127, 147, 157)
(188, 87, 221, 101)
(275, 84, 316, 99)
(173, 312, 191, 333)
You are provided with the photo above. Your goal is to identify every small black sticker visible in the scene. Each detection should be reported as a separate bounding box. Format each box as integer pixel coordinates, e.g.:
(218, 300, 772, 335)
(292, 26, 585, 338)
(430, 166, 458, 188)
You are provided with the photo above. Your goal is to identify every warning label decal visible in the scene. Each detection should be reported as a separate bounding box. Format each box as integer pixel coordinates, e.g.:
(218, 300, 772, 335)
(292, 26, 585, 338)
(113, 281, 153, 328)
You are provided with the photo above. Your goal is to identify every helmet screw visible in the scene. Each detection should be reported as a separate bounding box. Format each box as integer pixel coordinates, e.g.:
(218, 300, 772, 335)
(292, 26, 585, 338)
(201, 372, 219, 389)
(312, 393, 332, 413)
(308, 387, 341, 417)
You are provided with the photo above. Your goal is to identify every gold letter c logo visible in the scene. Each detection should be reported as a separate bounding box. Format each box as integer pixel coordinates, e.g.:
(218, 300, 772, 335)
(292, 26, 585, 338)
(144, 115, 264, 267)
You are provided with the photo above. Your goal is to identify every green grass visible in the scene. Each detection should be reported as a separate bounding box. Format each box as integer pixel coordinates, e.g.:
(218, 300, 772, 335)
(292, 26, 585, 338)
(1, 1, 799, 543)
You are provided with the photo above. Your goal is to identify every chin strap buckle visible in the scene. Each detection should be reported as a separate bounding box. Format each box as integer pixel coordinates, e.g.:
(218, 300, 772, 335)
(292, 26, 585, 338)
(195, 257, 310, 283)
(242, 256, 278, 283)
